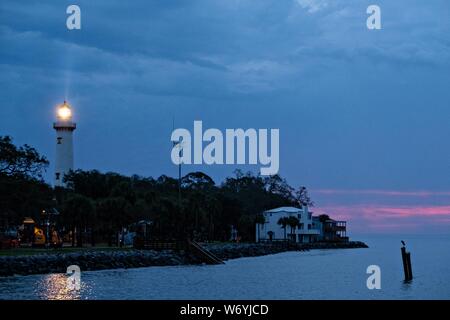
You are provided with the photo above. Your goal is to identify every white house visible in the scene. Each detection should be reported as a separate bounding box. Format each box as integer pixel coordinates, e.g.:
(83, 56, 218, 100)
(255, 206, 320, 243)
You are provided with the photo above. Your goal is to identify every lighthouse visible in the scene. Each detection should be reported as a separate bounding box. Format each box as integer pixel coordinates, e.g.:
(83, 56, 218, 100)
(53, 101, 76, 187)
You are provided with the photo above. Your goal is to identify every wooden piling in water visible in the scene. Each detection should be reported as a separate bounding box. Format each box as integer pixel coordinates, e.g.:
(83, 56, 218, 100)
(401, 246, 413, 281)
(406, 252, 413, 280)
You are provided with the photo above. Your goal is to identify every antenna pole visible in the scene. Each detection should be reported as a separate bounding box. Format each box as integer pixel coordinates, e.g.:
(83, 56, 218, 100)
(172, 116, 182, 211)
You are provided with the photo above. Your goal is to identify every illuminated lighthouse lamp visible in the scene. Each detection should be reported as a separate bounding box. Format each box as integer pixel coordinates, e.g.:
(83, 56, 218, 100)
(57, 101, 73, 120)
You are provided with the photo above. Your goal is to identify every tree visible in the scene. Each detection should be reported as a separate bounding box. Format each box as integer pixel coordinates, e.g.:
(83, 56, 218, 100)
(277, 217, 289, 240)
(181, 172, 215, 190)
(295, 186, 314, 207)
(96, 197, 132, 246)
(264, 174, 295, 201)
(237, 214, 254, 241)
(0, 136, 52, 229)
(51, 166, 314, 243)
(64, 170, 117, 199)
(62, 194, 95, 247)
(318, 214, 330, 223)
(0, 136, 49, 179)
(255, 213, 266, 242)
(287, 216, 300, 241)
(0, 174, 53, 228)
(111, 181, 136, 204)
(183, 190, 209, 239)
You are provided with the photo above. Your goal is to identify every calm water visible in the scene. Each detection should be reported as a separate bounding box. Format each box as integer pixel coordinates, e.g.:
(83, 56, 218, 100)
(1, 235, 449, 300)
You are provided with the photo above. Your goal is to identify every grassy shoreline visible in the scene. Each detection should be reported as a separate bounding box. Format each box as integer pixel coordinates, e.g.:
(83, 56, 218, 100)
(0, 246, 134, 257)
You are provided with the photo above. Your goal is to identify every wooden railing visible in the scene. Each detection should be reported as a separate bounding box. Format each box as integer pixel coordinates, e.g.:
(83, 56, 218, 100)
(134, 238, 224, 265)
(134, 239, 185, 250)
(188, 240, 224, 265)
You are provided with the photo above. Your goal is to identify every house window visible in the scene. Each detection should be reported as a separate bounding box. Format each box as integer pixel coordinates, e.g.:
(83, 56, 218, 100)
(308, 213, 312, 220)
(297, 214, 301, 219)
(299, 223, 304, 230)
(57, 137, 62, 144)
(55, 172, 60, 180)
(308, 224, 311, 230)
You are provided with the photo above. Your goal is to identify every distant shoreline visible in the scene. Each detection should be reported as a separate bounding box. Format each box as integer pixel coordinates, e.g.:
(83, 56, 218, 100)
(0, 241, 368, 277)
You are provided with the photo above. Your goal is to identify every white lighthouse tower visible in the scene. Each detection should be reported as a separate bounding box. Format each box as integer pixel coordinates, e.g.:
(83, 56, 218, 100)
(53, 101, 76, 187)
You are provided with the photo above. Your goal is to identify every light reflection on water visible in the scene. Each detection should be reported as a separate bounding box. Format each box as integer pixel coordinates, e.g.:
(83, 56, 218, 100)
(36, 274, 89, 300)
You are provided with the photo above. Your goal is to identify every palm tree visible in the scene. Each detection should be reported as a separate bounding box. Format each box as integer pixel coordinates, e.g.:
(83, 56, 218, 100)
(287, 216, 300, 242)
(277, 217, 289, 240)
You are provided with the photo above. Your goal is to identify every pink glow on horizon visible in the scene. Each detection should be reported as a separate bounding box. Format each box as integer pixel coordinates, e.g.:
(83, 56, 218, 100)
(314, 204, 450, 218)
(313, 204, 450, 233)
(312, 189, 450, 197)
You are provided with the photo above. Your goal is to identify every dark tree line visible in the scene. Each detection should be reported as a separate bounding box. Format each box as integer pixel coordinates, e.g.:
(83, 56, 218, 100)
(0, 135, 314, 243)
(0, 136, 54, 228)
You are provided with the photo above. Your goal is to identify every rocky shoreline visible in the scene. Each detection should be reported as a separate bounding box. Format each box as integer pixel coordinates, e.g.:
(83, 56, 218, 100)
(0, 250, 192, 277)
(0, 241, 368, 277)
(205, 241, 368, 260)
